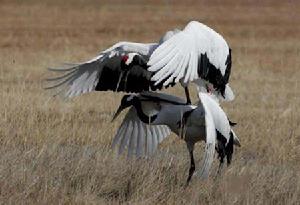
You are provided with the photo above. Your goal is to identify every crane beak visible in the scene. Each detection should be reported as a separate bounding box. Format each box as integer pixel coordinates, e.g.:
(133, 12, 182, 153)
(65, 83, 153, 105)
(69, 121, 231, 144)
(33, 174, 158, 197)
(111, 105, 125, 122)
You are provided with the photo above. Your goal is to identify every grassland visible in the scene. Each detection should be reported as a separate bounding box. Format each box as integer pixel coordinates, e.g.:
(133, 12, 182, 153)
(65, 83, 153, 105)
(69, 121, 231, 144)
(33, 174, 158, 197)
(0, 0, 300, 204)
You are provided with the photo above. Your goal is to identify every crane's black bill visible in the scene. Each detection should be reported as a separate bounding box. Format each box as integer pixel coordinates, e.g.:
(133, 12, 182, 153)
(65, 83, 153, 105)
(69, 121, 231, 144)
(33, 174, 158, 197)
(111, 105, 125, 122)
(112, 94, 136, 122)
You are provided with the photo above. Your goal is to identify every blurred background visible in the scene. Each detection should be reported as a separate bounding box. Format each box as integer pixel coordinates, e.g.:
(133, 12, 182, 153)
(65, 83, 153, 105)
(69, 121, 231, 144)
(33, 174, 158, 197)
(0, 0, 299, 204)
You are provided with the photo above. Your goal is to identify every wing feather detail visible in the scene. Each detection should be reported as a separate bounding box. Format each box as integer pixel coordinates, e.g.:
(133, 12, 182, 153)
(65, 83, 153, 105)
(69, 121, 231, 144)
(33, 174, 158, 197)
(111, 121, 127, 148)
(112, 107, 171, 157)
(128, 121, 138, 157)
(150, 125, 158, 155)
(118, 121, 133, 155)
(148, 31, 198, 84)
(45, 42, 159, 98)
(196, 94, 216, 179)
(198, 92, 231, 141)
(145, 126, 153, 155)
(148, 21, 231, 98)
(137, 122, 146, 157)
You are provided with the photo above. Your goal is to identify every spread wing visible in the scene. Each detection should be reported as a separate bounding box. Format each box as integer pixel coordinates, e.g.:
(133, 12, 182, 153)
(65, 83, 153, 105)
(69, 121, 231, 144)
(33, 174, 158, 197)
(148, 29, 202, 86)
(148, 21, 221, 87)
(148, 21, 232, 99)
(112, 107, 171, 157)
(45, 42, 158, 98)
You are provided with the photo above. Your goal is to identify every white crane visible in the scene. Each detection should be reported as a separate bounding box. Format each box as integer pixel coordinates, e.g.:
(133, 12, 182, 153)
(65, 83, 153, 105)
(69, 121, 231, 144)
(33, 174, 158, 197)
(45, 21, 234, 103)
(111, 91, 240, 184)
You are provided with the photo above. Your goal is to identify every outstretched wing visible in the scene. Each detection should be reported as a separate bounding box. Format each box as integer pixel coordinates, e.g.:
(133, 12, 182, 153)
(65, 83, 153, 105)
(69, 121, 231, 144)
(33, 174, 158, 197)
(195, 101, 216, 179)
(45, 42, 158, 98)
(112, 107, 171, 157)
(148, 21, 232, 97)
(148, 29, 201, 86)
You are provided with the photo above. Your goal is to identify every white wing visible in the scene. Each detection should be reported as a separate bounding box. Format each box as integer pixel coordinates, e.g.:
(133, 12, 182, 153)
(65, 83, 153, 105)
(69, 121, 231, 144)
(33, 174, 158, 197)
(112, 107, 171, 157)
(195, 100, 216, 179)
(148, 21, 230, 87)
(45, 42, 158, 98)
(148, 29, 200, 86)
(198, 92, 231, 141)
(101, 41, 158, 58)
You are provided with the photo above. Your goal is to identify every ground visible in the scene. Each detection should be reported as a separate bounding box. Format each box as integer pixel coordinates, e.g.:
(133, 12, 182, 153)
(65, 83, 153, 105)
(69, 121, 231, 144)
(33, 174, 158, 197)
(0, 0, 300, 204)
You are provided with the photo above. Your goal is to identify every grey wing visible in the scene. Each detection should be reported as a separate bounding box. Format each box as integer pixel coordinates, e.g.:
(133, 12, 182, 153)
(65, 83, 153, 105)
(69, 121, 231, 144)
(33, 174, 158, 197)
(112, 107, 171, 157)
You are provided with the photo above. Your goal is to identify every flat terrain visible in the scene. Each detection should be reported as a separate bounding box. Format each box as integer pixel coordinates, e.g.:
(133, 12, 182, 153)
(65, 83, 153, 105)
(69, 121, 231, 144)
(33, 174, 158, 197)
(0, 0, 300, 204)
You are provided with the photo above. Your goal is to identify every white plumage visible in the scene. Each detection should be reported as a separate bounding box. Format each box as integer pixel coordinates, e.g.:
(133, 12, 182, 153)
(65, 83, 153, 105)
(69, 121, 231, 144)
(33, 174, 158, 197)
(199, 92, 231, 141)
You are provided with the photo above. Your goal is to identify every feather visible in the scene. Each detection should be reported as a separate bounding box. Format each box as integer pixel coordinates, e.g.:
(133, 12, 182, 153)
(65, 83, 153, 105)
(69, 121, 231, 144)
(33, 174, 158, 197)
(128, 121, 139, 157)
(137, 122, 145, 157)
(118, 120, 133, 155)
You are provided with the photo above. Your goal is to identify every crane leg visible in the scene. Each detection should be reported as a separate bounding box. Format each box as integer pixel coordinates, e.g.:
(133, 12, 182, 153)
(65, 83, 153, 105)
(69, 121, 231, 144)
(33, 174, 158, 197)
(184, 87, 192, 105)
(186, 142, 195, 186)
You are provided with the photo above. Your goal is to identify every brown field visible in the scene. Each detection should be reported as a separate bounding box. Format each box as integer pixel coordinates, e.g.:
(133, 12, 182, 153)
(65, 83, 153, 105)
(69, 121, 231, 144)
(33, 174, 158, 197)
(0, 0, 300, 204)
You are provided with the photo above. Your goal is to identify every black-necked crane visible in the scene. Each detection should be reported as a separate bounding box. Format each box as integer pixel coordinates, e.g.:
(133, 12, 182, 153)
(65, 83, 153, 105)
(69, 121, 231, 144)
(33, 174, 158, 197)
(111, 91, 240, 185)
(45, 21, 234, 104)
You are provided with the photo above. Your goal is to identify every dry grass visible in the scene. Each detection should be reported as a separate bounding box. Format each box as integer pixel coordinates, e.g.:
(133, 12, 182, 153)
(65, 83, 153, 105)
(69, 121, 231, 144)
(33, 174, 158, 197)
(1, 0, 300, 204)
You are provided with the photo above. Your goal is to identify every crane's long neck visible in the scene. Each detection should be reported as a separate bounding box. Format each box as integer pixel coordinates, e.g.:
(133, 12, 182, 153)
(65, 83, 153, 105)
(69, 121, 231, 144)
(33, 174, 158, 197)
(133, 100, 157, 124)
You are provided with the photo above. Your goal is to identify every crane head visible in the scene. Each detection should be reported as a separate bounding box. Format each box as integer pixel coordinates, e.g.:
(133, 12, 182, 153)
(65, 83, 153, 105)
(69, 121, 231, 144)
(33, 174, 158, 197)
(111, 94, 137, 122)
